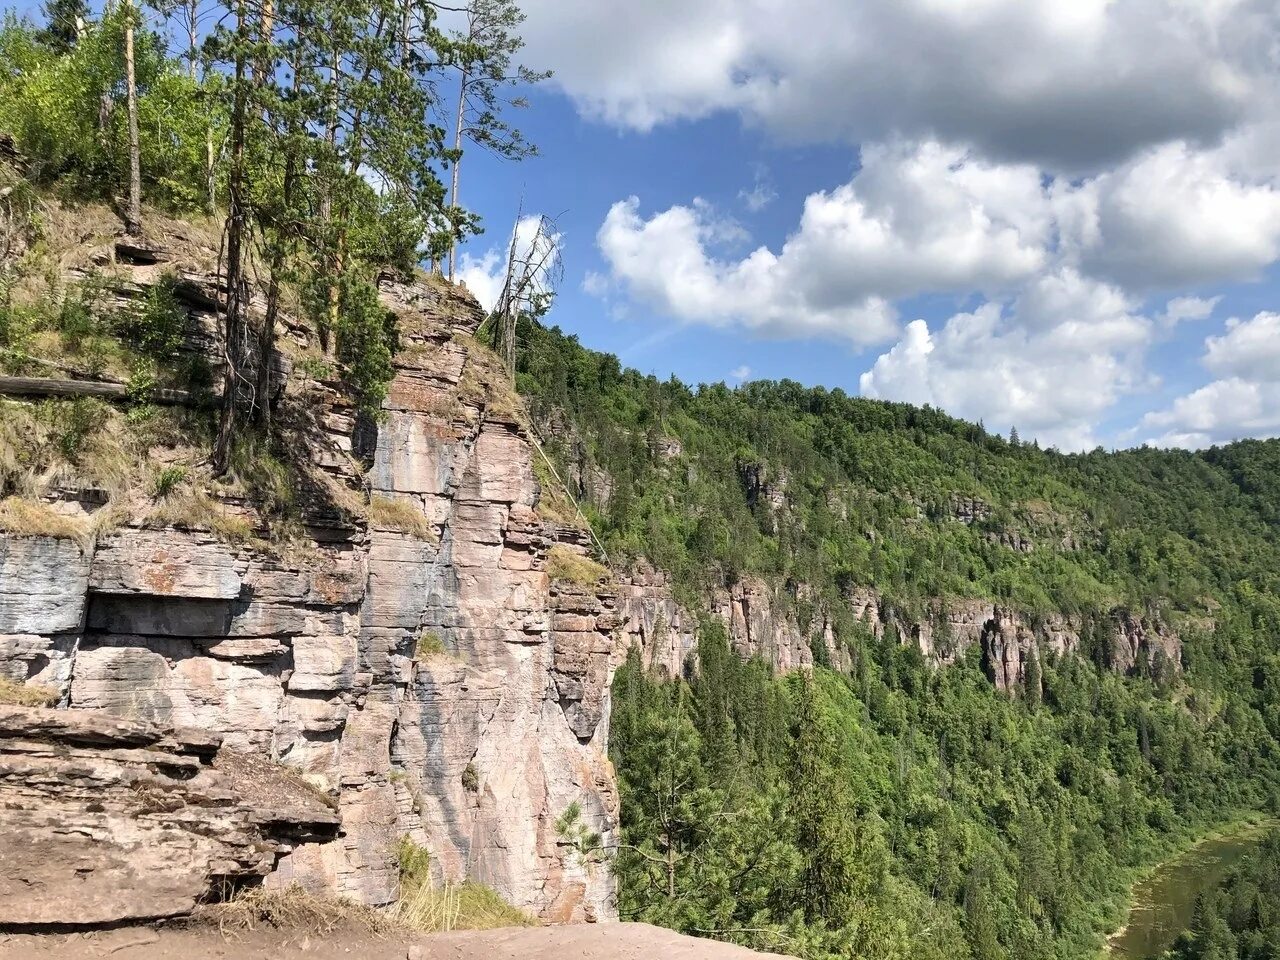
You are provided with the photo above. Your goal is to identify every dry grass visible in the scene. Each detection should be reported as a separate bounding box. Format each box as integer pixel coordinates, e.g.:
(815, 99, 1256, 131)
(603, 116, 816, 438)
(455, 336, 527, 427)
(0, 676, 59, 706)
(196, 886, 396, 938)
(369, 494, 435, 542)
(198, 863, 534, 938)
(545, 545, 608, 586)
(393, 880, 536, 933)
(531, 454, 578, 525)
(0, 495, 88, 541)
(394, 838, 534, 932)
(147, 488, 255, 543)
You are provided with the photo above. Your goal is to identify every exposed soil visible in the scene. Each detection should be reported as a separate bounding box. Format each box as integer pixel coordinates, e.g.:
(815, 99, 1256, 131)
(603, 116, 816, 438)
(0, 923, 796, 960)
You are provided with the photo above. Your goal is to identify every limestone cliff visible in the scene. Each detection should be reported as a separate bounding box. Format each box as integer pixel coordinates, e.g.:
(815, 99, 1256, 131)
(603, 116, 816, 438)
(0, 251, 618, 924)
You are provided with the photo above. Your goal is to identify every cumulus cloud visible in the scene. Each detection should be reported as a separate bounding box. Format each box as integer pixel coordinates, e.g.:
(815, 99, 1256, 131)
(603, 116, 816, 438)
(1159, 296, 1221, 328)
(522, 0, 1278, 171)
(1204, 312, 1280, 381)
(598, 141, 1052, 345)
(1059, 141, 1280, 288)
(456, 248, 506, 313)
(1142, 312, 1280, 447)
(457, 216, 562, 314)
(730, 365, 752, 382)
(859, 271, 1150, 451)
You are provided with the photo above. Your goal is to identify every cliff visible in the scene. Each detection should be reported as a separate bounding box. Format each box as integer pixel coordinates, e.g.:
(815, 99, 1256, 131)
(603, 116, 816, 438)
(0, 222, 1184, 928)
(0, 234, 620, 924)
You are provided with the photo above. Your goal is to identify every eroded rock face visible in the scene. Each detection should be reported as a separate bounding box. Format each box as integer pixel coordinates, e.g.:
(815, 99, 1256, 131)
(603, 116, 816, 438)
(0, 271, 619, 924)
(0, 705, 339, 927)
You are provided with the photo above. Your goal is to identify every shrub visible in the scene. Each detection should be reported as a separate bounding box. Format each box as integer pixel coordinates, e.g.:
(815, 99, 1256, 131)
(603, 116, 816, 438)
(152, 464, 187, 498)
(416, 630, 445, 659)
(461, 762, 479, 793)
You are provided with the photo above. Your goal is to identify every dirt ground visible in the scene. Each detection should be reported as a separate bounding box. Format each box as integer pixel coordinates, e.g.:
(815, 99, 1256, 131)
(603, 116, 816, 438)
(0, 923, 797, 960)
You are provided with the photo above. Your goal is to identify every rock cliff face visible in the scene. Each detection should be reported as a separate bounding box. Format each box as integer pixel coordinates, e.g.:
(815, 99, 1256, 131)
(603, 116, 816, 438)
(0, 263, 618, 923)
(0, 704, 340, 926)
(617, 560, 1179, 695)
(0, 239, 1185, 928)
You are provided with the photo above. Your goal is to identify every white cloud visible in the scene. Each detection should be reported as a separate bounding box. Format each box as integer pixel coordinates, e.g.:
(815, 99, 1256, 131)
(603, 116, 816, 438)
(1204, 312, 1280, 380)
(1142, 312, 1280, 447)
(1159, 296, 1221, 327)
(730, 365, 752, 381)
(522, 0, 1278, 172)
(456, 248, 505, 313)
(582, 270, 609, 297)
(1143, 378, 1280, 448)
(1059, 140, 1280, 288)
(598, 141, 1051, 345)
(860, 271, 1150, 451)
(739, 165, 778, 212)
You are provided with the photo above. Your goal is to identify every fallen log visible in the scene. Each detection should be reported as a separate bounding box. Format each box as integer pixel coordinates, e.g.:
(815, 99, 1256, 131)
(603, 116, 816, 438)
(0, 375, 192, 405)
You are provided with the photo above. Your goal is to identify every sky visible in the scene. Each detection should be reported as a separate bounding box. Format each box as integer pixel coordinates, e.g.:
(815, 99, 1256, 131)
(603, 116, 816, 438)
(449, 0, 1280, 453)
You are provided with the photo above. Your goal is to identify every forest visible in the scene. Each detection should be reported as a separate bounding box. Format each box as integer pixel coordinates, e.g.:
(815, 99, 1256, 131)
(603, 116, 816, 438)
(515, 319, 1280, 959)
(1169, 830, 1280, 960)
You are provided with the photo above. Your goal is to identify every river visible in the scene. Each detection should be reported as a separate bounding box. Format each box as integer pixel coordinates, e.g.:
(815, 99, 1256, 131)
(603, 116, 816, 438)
(1107, 821, 1276, 959)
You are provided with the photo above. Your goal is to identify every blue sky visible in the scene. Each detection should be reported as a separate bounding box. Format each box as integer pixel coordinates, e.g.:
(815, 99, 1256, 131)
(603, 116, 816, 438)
(449, 0, 1280, 453)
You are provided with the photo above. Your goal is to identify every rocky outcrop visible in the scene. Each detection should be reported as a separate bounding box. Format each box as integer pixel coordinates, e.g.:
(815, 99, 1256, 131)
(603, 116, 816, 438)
(0, 705, 339, 927)
(0, 269, 620, 924)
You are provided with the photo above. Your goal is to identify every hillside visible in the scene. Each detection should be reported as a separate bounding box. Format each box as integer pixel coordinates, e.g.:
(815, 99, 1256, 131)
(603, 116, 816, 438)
(513, 318, 1280, 960)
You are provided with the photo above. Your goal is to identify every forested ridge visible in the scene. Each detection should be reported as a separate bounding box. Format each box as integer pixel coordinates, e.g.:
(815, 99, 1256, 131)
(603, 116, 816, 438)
(515, 318, 1280, 960)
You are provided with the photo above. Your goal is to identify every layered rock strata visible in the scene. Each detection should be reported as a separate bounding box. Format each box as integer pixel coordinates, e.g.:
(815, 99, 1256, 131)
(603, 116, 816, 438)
(0, 705, 339, 926)
(0, 265, 619, 923)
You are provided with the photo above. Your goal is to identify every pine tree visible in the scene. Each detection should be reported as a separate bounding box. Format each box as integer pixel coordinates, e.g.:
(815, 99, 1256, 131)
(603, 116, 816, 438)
(789, 674, 875, 927)
(37, 0, 88, 52)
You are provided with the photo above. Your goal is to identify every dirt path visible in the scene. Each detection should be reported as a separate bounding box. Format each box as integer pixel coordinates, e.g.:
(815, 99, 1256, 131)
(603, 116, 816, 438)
(0, 923, 796, 960)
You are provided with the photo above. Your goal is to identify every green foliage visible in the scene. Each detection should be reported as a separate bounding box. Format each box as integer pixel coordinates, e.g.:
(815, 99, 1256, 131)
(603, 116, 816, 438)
(612, 620, 1280, 960)
(0, 11, 217, 209)
(416, 630, 445, 659)
(151, 463, 186, 498)
(516, 317, 1280, 629)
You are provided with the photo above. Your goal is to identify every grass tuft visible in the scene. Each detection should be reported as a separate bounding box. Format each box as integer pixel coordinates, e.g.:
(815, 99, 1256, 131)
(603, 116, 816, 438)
(546, 545, 608, 586)
(147, 488, 255, 543)
(0, 495, 87, 541)
(416, 630, 446, 659)
(0, 676, 59, 706)
(369, 494, 436, 542)
(394, 837, 534, 932)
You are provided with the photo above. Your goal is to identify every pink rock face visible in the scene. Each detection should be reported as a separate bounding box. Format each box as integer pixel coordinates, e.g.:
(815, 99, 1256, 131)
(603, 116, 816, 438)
(0, 705, 339, 927)
(0, 272, 620, 924)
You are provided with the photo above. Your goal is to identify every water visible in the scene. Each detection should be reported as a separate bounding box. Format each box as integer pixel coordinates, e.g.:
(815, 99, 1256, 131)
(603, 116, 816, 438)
(1108, 822, 1276, 959)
